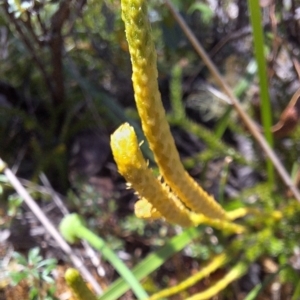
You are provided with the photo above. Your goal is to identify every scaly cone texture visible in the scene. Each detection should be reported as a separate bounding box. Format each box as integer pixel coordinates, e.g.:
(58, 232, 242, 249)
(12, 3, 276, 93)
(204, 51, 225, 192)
(65, 268, 98, 300)
(111, 123, 194, 227)
(135, 198, 161, 219)
(121, 0, 226, 220)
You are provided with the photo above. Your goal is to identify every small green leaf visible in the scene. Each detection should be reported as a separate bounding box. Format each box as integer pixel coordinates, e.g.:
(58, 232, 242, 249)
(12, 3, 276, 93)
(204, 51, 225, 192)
(12, 252, 27, 266)
(8, 195, 23, 216)
(9, 272, 27, 285)
(0, 175, 8, 183)
(29, 287, 39, 299)
(41, 275, 55, 284)
(36, 258, 57, 270)
(28, 247, 42, 265)
(30, 269, 40, 280)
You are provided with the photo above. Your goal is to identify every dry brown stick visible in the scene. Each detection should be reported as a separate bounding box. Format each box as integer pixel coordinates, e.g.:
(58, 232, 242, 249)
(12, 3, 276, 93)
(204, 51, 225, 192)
(164, 0, 300, 202)
(0, 159, 103, 296)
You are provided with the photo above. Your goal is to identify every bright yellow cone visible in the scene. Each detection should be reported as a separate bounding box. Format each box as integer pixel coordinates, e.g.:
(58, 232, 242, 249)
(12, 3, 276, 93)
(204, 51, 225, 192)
(120, 0, 226, 220)
(111, 123, 194, 227)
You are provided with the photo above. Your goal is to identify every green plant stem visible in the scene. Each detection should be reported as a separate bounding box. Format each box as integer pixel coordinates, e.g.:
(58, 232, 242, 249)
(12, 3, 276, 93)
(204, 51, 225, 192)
(248, 0, 274, 186)
(99, 226, 201, 300)
(60, 214, 148, 300)
(75, 227, 148, 300)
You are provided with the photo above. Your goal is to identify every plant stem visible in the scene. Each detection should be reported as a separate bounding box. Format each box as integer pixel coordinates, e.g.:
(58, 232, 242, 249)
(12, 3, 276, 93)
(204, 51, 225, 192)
(121, 0, 226, 219)
(65, 268, 98, 300)
(149, 253, 228, 300)
(60, 214, 148, 300)
(248, 0, 274, 186)
(99, 227, 201, 300)
(185, 262, 248, 300)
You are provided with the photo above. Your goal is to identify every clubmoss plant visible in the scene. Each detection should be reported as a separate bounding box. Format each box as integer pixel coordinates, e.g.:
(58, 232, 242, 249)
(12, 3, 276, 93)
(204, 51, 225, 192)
(111, 123, 194, 227)
(63, 0, 295, 299)
(111, 123, 245, 232)
(65, 268, 98, 300)
(111, 0, 227, 225)
(60, 213, 148, 299)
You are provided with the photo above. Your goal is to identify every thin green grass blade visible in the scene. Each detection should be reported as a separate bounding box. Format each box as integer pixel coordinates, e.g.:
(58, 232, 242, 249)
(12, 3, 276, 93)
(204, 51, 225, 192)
(247, 0, 274, 186)
(99, 226, 201, 300)
(60, 214, 148, 299)
(76, 226, 148, 299)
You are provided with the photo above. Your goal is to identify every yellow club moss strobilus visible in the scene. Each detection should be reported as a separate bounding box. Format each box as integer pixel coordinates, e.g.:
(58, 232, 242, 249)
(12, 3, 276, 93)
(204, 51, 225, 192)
(111, 123, 194, 227)
(111, 0, 227, 223)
